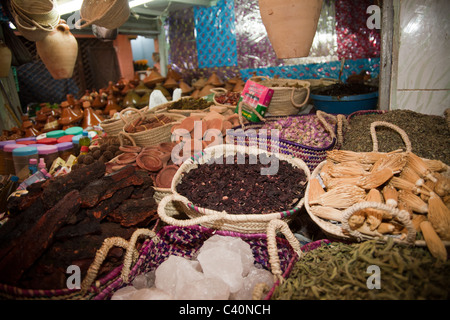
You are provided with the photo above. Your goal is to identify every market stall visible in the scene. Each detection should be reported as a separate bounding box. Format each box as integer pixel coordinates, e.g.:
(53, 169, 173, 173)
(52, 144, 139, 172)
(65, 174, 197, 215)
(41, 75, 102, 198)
(0, 0, 449, 303)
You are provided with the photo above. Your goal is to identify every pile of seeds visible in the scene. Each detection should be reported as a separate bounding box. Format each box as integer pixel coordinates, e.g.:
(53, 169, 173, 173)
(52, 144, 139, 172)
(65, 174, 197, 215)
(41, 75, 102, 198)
(271, 238, 450, 300)
(342, 110, 450, 165)
(176, 153, 308, 215)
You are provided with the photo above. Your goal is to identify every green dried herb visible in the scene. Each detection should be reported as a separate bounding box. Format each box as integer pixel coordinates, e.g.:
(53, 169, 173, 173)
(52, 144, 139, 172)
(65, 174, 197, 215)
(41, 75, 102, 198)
(167, 98, 214, 111)
(272, 238, 450, 300)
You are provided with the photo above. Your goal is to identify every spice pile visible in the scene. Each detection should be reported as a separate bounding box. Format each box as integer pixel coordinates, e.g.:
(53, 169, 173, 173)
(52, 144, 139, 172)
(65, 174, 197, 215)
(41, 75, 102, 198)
(309, 149, 450, 260)
(214, 91, 240, 107)
(176, 153, 308, 215)
(167, 97, 214, 111)
(342, 110, 450, 165)
(271, 238, 450, 300)
(260, 115, 336, 149)
(0, 162, 157, 290)
(311, 83, 378, 96)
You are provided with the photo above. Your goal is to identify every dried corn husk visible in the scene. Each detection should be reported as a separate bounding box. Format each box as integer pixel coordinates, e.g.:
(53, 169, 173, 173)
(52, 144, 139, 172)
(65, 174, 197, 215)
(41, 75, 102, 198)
(397, 200, 413, 219)
(390, 176, 431, 196)
(357, 167, 394, 190)
(322, 176, 361, 190)
(434, 175, 450, 198)
(411, 214, 427, 232)
(321, 161, 367, 178)
(363, 189, 385, 230)
(423, 159, 448, 173)
(309, 184, 366, 209)
(309, 206, 343, 222)
(326, 150, 387, 164)
(382, 184, 398, 208)
(427, 192, 450, 240)
(399, 166, 425, 187)
(377, 222, 396, 234)
(371, 153, 407, 173)
(398, 190, 428, 214)
(349, 211, 366, 230)
(308, 178, 325, 203)
(420, 221, 448, 261)
(406, 152, 438, 183)
(355, 222, 382, 237)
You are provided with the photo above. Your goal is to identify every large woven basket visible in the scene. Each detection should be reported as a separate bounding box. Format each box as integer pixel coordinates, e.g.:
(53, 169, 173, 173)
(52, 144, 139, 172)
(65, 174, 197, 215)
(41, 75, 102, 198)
(305, 121, 450, 247)
(117, 111, 185, 147)
(76, 0, 130, 30)
(227, 111, 344, 172)
(157, 144, 311, 234)
(83, 220, 304, 300)
(250, 76, 311, 116)
(100, 107, 144, 137)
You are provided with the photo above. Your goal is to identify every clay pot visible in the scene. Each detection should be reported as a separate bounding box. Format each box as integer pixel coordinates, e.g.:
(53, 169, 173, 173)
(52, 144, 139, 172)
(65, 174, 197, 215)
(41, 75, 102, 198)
(143, 68, 165, 87)
(134, 81, 151, 95)
(0, 41, 12, 78)
(155, 165, 179, 188)
(179, 79, 194, 94)
(103, 94, 121, 115)
(192, 77, 207, 90)
(59, 101, 81, 126)
(167, 65, 182, 81)
(259, 0, 323, 59)
(154, 84, 171, 99)
(198, 84, 215, 98)
(136, 153, 163, 172)
(36, 22, 78, 79)
(122, 90, 140, 108)
(116, 152, 138, 165)
(92, 90, 107, 109)
(206, 71, 224, 87)
(82, 101, 104, 129)
(163, 76, 179, 89)
(137, 91, 150, 108)
(119, 145, 142, 153)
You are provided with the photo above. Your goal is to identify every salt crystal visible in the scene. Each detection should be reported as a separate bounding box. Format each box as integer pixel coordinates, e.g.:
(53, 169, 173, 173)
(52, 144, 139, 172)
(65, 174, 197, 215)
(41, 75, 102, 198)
(155, 255, 203, 297)
(110, 285, 137, 300)
(198, 235, 254, 276)
(131, 274, 149, 289)
(197, 247, 244, 293)
(231, 266, 275, 300)
(176, 277, 230, 300)
(131, 287, 173, 300)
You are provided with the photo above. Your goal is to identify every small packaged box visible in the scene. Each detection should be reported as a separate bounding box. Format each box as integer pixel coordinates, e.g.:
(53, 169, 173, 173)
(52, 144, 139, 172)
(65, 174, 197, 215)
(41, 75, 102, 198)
(235, 80, 274, 122)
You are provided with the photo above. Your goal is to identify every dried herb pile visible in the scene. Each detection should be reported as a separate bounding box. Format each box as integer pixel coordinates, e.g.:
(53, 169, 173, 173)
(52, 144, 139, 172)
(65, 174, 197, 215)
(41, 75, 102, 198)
(311, 83, 378, 96)
(342, 110, 450, 165)
(176, 153, 308, 215)
(167, 97, 213, 111)
(272, 238, 450, 300)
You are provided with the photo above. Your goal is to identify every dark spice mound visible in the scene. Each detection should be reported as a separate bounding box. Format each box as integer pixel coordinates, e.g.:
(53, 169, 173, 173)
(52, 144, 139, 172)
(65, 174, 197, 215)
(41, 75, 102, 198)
(311, 83, 378, 97)
(176, 153, 308, 215)
(342, 109, 450, 165)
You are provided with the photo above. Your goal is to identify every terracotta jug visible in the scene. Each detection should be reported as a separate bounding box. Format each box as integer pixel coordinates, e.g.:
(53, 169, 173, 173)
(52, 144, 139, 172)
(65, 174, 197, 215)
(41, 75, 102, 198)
(0, 40, 12, 78)
(36, 22, 78, 79)
(258, 0, 323, 58)
(82, 101, 104, 129)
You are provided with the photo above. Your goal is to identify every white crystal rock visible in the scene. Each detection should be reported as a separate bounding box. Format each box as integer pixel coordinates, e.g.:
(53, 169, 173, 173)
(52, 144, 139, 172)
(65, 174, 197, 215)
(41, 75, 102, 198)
(110, 285, 137, 300)
(130, 287, 173, 300)
(231, 266, 275, 300)
(198, 235, 254, 276)
(155, 255, 203, 297)
(176, 277, 230, 300)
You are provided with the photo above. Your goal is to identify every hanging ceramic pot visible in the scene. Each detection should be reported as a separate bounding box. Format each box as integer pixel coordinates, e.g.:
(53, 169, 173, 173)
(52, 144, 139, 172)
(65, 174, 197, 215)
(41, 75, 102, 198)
(0, 41, 12, 78)
(36, 22, 78, 79)
(258, 0, 323, 59)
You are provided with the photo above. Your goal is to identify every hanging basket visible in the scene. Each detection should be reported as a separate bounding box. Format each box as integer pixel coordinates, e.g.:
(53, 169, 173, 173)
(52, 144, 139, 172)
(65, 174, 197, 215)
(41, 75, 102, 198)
(157, 144, 311, 234)
(76, 0, 130, 30)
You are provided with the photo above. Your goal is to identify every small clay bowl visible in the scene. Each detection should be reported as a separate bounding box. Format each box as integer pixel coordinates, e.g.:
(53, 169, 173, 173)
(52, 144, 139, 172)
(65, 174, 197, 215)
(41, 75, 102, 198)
(115, 152, 138, 165)
(119, 145, 142, 153)
(136, 153, 163, 172)
(179, 117, 195, 133)
(158, 141, 177, 153)
(155, 165, 179, 188)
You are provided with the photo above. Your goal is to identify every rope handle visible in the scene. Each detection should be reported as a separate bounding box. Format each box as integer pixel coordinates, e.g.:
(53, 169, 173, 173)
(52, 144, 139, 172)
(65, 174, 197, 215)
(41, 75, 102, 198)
(315, 111, 348, 147)
(340, 201, 416, 244)
(266, 219, 303, 283)
(370, 121, 412, 153)
(80, 229, 157, 293)
(249, 76, 271, 82)
(289, 85, 310, 109)
(118, 107, 144, 124)
(118, 131, 137, 147)
(210, 87, 228, 95)
(236, 99, 266, 129)
(74, 17, 94, 29)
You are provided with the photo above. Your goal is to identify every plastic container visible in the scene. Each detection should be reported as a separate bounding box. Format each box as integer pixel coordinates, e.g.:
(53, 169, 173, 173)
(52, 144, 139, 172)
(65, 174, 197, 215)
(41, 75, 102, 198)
(0, 140, 17, 175)
(56, 142, 74, 161)
(13, 146, 38, 181)
(16, 137, 36, 143)
(36, 145, 59, 171)
(29, 158, 38, 175)
(16, 140, 37, 146)
(38, 137, 58, 145)
(65, 126, 83, 136)
(3, 144, 25, 176)
(72, 134, 82, 156)
(46, 130, 66, 139)
(310, 91, 379, 115)
(57, 134, 75, 144)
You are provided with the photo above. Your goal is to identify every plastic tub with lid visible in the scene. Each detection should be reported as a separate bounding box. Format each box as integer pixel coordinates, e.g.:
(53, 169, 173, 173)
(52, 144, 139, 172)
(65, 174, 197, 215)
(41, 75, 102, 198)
(12, 146, 38, 181)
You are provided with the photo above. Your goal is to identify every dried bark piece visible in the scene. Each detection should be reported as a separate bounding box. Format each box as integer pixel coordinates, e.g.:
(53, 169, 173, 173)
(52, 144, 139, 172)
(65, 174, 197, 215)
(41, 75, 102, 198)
(107, 196, 157, 227)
